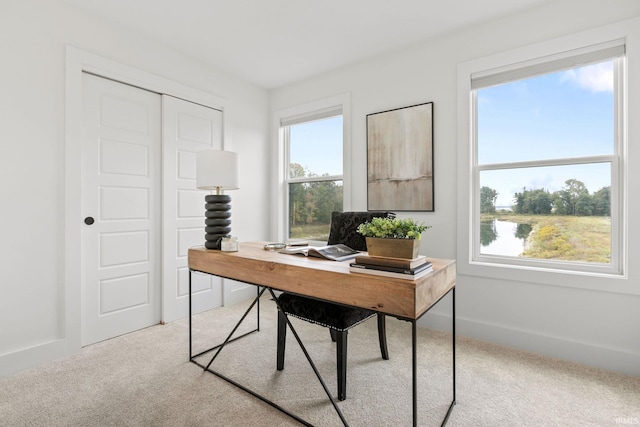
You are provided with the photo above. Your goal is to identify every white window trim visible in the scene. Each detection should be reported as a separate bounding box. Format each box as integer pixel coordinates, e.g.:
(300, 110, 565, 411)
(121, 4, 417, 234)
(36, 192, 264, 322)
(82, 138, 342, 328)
(457, 19, 639, 295)
(271, 93, 351, 243)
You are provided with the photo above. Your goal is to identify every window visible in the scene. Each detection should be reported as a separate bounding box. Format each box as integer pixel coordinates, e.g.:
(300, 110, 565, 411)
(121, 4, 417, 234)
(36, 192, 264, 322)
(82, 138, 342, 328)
(468, 41, 625, 275)
(281, 110, 344, 242)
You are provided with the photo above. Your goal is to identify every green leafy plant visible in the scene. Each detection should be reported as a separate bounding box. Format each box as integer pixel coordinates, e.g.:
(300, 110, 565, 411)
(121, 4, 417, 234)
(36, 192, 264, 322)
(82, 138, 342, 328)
(356, 217, 431, 240)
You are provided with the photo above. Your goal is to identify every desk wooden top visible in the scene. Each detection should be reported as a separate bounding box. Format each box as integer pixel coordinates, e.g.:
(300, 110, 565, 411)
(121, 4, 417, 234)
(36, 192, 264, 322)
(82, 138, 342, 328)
(188, 242, 456, 320)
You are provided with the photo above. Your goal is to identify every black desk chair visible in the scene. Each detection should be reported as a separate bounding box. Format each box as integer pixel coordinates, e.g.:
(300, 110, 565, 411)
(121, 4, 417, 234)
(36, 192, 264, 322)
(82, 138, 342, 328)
(276, 211, 393, 401)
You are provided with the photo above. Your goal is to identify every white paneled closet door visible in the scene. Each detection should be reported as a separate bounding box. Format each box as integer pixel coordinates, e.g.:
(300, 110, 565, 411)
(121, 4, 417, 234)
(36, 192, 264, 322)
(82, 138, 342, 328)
(81, 73, 162, 346)
(81, 75, 228, 346)
(161, 95, 224, 323)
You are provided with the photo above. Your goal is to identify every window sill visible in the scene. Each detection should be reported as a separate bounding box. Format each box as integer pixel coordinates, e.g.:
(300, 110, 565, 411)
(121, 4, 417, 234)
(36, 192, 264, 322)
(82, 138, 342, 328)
(457, 256, 636, 295)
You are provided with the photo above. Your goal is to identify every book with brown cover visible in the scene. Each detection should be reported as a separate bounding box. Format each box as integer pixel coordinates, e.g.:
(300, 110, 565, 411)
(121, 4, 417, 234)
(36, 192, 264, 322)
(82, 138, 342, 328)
(355, 254, 427, 269)
(349, 262, 433, 279)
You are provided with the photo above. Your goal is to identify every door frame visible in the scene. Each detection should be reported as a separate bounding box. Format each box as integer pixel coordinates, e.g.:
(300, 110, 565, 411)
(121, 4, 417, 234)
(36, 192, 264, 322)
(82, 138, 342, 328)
(65, 46, 227, 352)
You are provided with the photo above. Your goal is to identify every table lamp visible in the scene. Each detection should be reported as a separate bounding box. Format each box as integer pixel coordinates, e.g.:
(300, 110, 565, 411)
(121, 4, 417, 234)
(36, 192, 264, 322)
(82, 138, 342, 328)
(196, 150, 239, 249)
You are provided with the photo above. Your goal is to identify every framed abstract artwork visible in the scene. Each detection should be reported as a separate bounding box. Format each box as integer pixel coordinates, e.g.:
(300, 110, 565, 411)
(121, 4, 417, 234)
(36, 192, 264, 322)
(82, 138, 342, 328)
(366, 102, 434, 211)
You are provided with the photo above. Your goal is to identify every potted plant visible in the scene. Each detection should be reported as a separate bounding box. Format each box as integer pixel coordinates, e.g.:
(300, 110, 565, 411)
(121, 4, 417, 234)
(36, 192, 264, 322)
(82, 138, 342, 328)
(356, 217, 431, 259)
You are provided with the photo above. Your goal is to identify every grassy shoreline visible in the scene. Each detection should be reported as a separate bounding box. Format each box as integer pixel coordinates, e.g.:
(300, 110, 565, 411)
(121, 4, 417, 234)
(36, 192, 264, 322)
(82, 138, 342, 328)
(482, 212, 611, 263)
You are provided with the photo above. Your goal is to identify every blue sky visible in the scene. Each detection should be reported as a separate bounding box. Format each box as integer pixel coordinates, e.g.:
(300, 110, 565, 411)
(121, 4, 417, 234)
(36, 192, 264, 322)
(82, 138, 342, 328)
(478, 60, 614, 206)
(289, 115, 343, 177)
(289, 60, 615, 208)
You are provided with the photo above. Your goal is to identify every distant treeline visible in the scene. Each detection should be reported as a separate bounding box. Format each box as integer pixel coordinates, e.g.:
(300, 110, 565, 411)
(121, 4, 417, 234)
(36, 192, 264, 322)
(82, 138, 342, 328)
(289, 163, 343, 227)
(481, 179, 610, 216)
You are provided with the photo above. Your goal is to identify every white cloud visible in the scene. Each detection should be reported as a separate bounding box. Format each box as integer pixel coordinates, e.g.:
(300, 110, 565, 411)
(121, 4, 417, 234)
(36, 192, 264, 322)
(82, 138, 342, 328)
(561, 62, 613, 92)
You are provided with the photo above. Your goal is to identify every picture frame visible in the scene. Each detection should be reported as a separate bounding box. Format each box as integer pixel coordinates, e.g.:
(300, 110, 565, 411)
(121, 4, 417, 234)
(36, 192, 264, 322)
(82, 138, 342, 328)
(366, 102, 434, 211)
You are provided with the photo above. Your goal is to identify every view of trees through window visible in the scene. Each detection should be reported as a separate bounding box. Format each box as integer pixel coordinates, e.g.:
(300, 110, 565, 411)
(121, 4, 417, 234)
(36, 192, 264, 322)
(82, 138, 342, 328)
(481, 180, 610, 216)
(286, 115, 343, 241)
(288, 176, 343, 241)
(475, 55, 620, 265)
(480, 179, 611, 263)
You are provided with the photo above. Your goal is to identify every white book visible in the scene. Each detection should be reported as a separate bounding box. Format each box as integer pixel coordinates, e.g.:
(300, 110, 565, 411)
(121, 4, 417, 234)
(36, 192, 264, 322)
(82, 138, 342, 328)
(279, 244, 360, 261)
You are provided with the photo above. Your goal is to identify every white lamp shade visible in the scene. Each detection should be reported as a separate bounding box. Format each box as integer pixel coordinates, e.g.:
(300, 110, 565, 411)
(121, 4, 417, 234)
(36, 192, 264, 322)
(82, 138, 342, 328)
(196, 150, 239, 190)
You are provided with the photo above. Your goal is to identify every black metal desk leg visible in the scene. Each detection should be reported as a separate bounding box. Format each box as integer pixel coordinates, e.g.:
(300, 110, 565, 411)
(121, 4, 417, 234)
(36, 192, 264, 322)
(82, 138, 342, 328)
(414, 286, 457, 427)
(452, 287, 456, 403)
(189, 270, 192, 360)
(257, 286, 261, 331)
(412, 320, 418, 427)
(204, 287, 267, 371)
(441, 287, 457, 426)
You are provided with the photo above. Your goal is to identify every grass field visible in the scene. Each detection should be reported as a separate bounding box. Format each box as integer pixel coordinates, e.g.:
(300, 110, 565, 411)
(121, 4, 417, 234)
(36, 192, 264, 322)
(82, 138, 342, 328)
(482, 212, 611, 263)
(289, 223, 331, 242)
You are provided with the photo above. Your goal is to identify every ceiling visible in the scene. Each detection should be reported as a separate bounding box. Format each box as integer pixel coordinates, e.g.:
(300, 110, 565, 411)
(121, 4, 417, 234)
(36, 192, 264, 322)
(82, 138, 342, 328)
(62, 0, 554, 89)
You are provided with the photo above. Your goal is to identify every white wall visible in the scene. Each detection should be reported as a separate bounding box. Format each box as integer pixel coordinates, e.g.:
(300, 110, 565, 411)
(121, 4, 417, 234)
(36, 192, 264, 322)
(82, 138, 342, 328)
(270, 0, 640, 376)
(0, 0, 269, 375)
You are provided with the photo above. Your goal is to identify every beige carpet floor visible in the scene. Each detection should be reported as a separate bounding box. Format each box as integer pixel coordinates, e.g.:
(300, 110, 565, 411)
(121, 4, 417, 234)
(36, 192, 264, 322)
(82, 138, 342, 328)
(1, 296, 638, 426)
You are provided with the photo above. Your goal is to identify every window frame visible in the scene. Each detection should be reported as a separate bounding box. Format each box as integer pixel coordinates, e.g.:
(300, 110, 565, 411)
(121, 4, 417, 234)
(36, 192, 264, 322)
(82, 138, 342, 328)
(272, 93, 351, 244)
(283, 113, 344, 242)
(457, 28, 633, 293)
(472, 48, 624, 274)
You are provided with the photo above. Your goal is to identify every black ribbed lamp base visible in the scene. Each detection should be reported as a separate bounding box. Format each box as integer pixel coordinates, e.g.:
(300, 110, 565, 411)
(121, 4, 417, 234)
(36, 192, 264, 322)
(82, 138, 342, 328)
(204, 194, 232, 250)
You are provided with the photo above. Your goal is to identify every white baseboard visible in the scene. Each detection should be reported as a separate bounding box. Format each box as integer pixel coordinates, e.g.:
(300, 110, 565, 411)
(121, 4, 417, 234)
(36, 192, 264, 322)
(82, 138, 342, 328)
(0, 339, 69, 377)
(419, 313, 640, 377)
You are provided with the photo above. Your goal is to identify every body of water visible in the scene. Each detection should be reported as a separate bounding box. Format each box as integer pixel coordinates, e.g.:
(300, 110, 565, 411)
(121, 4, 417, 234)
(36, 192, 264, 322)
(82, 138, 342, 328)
(480, 219, 529, 257)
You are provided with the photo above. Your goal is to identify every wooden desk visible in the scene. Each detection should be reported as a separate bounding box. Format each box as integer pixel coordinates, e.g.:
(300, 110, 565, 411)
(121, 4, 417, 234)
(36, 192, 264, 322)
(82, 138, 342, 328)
(188, 242, 456, 426)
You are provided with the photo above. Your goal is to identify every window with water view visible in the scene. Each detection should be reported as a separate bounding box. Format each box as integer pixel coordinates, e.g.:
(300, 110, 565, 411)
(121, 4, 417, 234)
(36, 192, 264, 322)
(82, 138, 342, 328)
(473, 46, 624, 271)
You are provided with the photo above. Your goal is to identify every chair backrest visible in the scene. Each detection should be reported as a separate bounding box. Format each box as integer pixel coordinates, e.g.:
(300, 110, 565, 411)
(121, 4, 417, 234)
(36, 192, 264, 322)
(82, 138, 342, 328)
(327, 211, 395, 251)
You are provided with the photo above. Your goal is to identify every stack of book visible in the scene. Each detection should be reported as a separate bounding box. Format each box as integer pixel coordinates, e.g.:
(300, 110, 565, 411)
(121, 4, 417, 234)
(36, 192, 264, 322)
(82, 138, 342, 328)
(349, 255, 432, 280)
